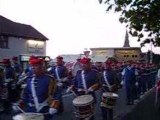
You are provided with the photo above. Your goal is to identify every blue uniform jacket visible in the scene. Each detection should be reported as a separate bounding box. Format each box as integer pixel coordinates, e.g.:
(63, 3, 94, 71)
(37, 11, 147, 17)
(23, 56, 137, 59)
(123, 67, 136, 86)
(101, 69, 117, 86)
(50, 65, 68, 80)
(22, 74, 59, 113)
(5, 66, 15, 79)
(13, 63, 22, 75)
(73, 69, 99, 92)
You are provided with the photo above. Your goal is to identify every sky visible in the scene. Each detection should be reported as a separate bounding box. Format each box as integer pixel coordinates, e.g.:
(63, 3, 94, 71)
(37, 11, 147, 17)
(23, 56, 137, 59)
(1, 0, 159, 58)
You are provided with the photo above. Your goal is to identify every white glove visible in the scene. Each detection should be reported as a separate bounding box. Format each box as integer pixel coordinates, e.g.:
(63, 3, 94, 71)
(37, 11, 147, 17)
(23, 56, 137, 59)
(88, 87, 93, 92)
(49, 108, 57, 115)
(66, 86, 72, 93)
(120, 81, 124, 85)
(47, 67, 52, 72)
(135, 82, 139, 86)
(62, 77, 68, 82)
(57, 82, 63, 87)
(12, 103, 19, 111)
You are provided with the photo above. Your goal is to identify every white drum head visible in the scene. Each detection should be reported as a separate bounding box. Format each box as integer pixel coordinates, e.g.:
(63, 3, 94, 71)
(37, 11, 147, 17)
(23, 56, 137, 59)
(102, 92, 118, 98)
(13, 113, 44, 120)
(73, 95, 93, 106)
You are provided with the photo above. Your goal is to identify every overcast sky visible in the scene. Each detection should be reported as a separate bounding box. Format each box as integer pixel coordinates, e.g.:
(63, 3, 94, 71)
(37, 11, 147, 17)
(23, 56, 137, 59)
(1, 0, 159, 58)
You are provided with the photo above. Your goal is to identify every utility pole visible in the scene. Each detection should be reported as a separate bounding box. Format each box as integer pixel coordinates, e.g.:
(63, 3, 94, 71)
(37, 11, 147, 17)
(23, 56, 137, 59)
(150, 42, 153, 64)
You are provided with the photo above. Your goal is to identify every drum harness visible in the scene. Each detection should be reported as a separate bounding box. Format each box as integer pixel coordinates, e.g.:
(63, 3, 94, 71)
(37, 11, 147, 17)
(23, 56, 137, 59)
(103, 71, 111, 91)
(31, 75, 48, 112)
(55, 66, 67, 87)
(80, 70, 88, 94)
(67, 70, 89, 97)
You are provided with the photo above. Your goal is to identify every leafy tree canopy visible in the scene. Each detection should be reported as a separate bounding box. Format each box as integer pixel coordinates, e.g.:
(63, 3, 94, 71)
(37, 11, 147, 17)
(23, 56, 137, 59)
(99, 0, 160, 47)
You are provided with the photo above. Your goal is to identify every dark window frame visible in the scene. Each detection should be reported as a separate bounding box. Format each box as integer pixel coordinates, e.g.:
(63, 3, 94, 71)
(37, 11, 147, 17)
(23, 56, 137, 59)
(135, 55, 138, 58)
(0, 36, 9, 49)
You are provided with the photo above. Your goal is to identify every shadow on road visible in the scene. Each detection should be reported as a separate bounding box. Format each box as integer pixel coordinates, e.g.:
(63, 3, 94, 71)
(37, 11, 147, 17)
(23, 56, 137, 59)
(121, 88, 160, 120)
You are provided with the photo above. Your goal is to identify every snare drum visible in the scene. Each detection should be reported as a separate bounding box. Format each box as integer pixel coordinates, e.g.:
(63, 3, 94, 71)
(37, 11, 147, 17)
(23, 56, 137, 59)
(101, 92, 118, 108)
(13, 113, 44, 120)
(72, 95, 94, 118)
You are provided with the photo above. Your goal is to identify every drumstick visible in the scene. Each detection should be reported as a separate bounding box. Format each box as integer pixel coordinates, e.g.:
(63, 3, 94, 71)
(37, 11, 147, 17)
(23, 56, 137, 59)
(71, 90, 77, 97)
(16, 106, 26, 114)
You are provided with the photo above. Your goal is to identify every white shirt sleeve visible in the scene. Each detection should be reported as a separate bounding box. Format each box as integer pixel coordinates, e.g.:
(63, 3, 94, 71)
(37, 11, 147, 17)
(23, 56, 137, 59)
(157, 69, 160, 79)
(135, 69, 139, 76)
(121, 68, 126, 76)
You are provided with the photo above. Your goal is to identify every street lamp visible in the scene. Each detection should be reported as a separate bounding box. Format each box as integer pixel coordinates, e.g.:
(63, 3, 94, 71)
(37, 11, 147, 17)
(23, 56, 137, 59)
(150, 42, 153, 64)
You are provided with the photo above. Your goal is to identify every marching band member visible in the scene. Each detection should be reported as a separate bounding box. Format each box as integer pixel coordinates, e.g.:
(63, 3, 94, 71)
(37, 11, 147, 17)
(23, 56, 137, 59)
(67, 57, 100, 120)
(0, 64, 5, 112)
(121, 61, 138, 105)
(48, 56, 68, 113)
(135, 63, 142, 99)
(100, 61, 119, 120)
(156, 65, 160, 83)
(12, 56, 23, 101)
(1, 59, 17, 113)
(12, 56, 22, 78)
(25, 63, 33, 77)
(72, 57, 100, 97)
(72, 58, 82, 77)
(13, 56, 60, 120)
(155, 65, 160, 110)
(140, 64, 147, 94)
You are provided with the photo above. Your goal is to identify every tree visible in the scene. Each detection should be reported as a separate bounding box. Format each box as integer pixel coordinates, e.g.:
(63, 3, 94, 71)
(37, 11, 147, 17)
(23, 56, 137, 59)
(99, 0, 160, 47)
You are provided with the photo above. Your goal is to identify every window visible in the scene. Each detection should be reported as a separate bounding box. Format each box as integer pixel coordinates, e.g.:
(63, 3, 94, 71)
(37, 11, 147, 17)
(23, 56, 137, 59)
(124, 55, 129, 57)
(132, 55, 138, 58)
(0, 36, 9, 48)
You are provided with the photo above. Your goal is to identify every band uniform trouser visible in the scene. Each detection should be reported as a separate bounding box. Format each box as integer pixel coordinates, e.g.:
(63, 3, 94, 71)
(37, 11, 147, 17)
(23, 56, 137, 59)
(125, 84, 134, 104)
(141, 74, 147, 94)
(101, 107, 113, 120)
(136, 76, 142, 98)
(56, 85, 64, 114)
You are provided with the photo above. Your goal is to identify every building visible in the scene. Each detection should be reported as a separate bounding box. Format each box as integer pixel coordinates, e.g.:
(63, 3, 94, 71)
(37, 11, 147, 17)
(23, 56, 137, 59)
(90, 31, 142, 62)
(0, 15, 48, 68)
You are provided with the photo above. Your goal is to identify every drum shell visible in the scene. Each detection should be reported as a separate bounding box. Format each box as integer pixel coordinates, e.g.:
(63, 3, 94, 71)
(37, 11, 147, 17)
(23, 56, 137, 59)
(73, 103, 94, 118)
(73, 95, 94, 118)
(101, 92, 118, 108)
